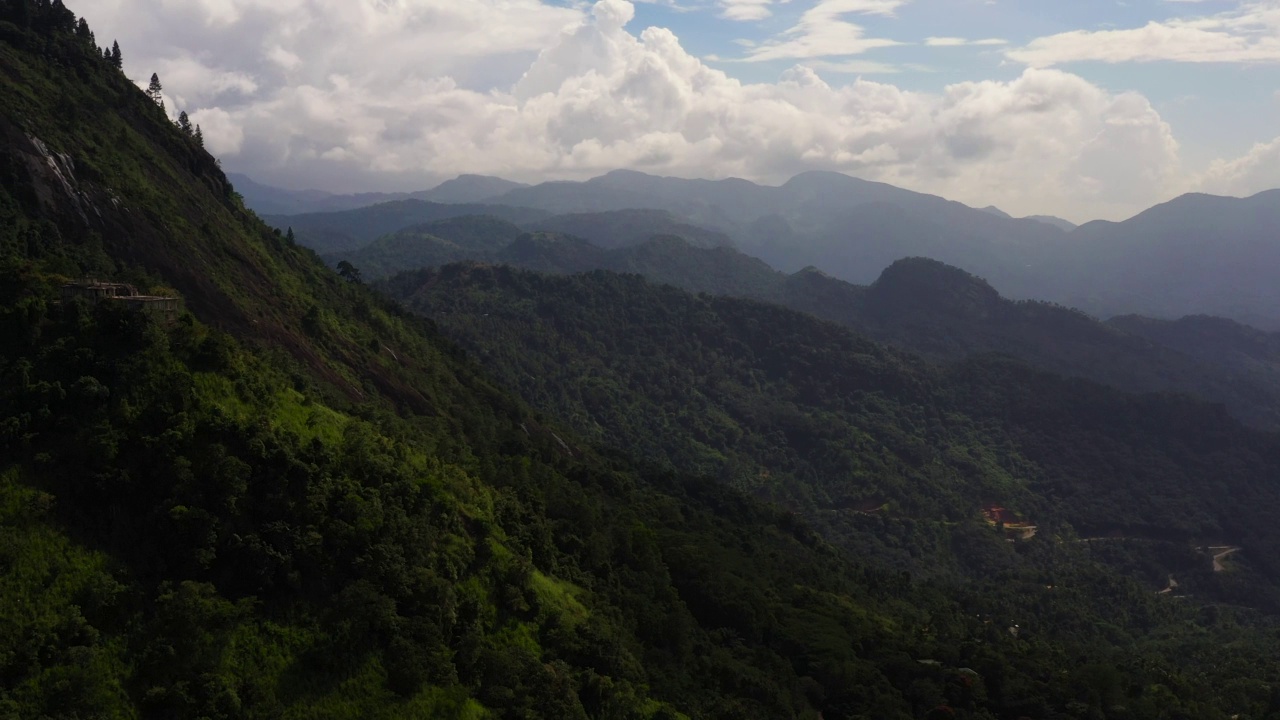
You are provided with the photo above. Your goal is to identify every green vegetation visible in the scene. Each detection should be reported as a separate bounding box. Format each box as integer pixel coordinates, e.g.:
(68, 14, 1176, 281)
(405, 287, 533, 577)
(389, 262, 1280, 714)
(323, 216, 526, 279)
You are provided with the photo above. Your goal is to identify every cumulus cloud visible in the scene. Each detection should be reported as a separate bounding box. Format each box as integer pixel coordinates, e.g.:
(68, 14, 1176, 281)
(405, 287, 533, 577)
(1199, 136, 1280, 196)
(78, 0, 1222, 220)
(1008, 1, 1280, 66)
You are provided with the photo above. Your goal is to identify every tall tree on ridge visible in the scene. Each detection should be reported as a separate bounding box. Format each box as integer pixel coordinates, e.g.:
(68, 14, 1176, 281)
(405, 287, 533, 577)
(147, 73, 164, 111)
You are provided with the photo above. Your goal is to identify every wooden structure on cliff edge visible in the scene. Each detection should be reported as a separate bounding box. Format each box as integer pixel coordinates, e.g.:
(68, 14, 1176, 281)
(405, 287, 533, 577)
(60, 280, 181, 324)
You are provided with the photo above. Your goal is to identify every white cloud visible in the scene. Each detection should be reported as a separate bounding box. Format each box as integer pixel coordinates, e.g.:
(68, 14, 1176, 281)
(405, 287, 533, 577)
(740, 0, 905, 61)
(1008, 1, 1280, 66)
(189, 107, 244, 156)
(1199, 136, 1280, 196)
(719, 0, 776, 20)
(79, 0, 1213, 220)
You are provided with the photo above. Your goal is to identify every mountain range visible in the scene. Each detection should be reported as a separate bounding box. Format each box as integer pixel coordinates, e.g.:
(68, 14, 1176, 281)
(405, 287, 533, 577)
(252, 168, 1280, 330)
(319, 215, 1280, 432)
(231, 172, 528, 215)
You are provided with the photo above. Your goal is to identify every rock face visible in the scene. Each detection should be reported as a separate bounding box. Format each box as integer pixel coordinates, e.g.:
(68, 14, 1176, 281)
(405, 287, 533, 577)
(3, 120, 132, 229)
(7, 126, 89, 223)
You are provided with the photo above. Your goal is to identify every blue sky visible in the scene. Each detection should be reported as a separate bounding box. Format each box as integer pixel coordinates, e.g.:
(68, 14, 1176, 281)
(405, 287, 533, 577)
(82, 0, 1280, 221)
(632, 0, 1280, 163)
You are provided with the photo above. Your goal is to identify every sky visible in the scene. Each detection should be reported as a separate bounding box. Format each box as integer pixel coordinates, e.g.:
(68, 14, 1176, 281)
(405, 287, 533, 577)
(78, 0, 1280, 222)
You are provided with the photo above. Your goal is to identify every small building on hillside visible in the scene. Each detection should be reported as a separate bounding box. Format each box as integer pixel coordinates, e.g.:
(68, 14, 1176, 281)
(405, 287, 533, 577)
(61, 280, 181, 324)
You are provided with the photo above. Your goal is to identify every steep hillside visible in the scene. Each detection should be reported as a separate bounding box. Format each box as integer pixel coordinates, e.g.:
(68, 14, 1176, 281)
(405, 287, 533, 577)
(391, 264, 1280, 585)
(387, 266, 1280, 713)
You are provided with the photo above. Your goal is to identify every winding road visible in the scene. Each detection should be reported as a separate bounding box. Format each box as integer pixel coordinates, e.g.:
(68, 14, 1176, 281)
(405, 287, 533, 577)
(1209, 546, 1241, 572)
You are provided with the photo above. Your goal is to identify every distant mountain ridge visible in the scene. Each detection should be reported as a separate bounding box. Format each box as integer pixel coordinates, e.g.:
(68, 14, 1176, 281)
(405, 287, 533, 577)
(230, 172, 527, 215)
(262, 166, 1279, 328)
(528, 208, 733, 249)
(1026, 215, 1077, 231)
(265, 200, 550, 254)
(1047, 189, 1280, 328)
(337, 219, 1280, 430)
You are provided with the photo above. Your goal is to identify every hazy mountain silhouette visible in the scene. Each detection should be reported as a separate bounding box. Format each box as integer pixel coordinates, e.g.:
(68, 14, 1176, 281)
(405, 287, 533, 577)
(528, 208, 733, 249)
(268, 168, 1278, 327)
(231, 173, 526, 215)
(492, 171, 1279, 327)
(1026, 215, 1077, 232)
(265, 200, 549, 253)
(344, 218, 1280, 429)
(1043, 190, 1280, 328)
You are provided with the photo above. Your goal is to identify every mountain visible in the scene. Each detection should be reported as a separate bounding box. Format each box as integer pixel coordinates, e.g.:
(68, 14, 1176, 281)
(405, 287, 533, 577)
(265, 200, 550, 254)
(490, 170, 1280, 328)
(1045, 190, 1280, 328)
(1108, 313, 1280, 384)
(388, 264, 1280, 685)
(344, 219, 1280, 430)
(1025, 214, 1077, 232)
(980, 205, 1012, 219)
(230, 173, 527, 216)
(485, 169, 1073, 296)
(392, 263, 1280, 567)
(479, 170, 787, 232)
(331, 216, 778, 287)
(321, 215, 527, 278)
(312, 207, 736, 278)
(424, 174, 529, 204)
(255, 167, 1280, 328)
(227, 172, 340, 215)
(528, 208, 732, 249)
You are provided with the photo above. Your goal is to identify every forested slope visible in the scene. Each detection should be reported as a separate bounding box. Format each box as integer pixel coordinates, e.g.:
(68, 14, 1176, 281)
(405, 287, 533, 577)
(341, 221, 1280, 430)
(390, 264, 1280, 606)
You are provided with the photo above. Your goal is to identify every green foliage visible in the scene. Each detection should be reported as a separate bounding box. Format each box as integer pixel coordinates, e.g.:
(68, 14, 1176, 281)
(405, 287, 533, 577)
(390, 262, 1280, 717)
